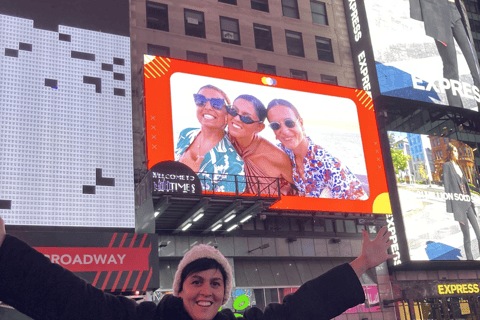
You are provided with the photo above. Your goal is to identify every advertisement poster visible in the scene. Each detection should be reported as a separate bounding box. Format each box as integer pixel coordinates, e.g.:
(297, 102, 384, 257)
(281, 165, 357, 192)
(389, 131, 480, 260)
(144, 56, 391, 214)
(364, 0, 480, 110)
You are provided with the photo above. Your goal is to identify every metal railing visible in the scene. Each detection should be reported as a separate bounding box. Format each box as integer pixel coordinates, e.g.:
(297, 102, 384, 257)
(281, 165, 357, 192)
(195, 172, 281, 198)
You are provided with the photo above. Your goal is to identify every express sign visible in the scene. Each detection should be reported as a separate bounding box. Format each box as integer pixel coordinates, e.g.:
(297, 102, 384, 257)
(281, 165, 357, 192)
(438, 284, 480, 295)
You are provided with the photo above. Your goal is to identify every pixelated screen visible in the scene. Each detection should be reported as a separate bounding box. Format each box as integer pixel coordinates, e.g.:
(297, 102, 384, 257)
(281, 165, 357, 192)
(364, 0, 480, 111)
(389, 131, 480, 260)
(0, 0, 134, 228)
(144, 56, 391, 214)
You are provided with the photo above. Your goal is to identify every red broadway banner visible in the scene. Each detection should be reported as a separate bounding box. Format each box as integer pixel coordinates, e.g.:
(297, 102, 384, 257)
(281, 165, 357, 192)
(10, 231, 159, 292)
(35, 247, 150, 272)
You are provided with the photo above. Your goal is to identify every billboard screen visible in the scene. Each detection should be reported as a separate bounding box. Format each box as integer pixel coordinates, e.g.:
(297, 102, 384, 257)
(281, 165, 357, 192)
(0, 0, 134, 228)
(346, 0, 480, 111)
(389, 131, 480, 261)
(144, 56, 391, 214)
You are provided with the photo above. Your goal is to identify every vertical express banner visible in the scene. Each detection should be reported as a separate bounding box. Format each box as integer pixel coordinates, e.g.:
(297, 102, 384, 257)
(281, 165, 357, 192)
(342, 0, 380, 98)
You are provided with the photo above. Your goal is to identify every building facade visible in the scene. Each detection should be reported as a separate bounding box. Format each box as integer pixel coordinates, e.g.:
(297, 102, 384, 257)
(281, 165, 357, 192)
(130, 1, 398, 319)
(129, 0, 359, 182)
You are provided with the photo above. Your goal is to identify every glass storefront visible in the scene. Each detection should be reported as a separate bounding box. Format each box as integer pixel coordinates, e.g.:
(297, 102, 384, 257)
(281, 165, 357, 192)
(396, 296, 480, 319)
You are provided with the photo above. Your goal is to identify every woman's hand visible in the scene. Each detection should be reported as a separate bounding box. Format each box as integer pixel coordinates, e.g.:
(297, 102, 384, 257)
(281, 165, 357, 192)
(350, 226, 396, 278)
(0, 216, 6, 247)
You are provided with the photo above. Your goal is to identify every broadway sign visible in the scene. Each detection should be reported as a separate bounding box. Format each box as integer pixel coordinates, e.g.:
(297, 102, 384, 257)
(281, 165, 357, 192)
(10, 231, 159, 292)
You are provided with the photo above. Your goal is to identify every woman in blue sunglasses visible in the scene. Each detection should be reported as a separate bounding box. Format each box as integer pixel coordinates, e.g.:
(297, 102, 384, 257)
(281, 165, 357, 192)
(267, 99, 368, 200)
(226, 95, 296, 196)
(175, 85, 245, 193)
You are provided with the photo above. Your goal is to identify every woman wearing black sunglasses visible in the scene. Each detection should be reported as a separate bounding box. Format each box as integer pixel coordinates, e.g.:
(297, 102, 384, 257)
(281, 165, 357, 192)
(226, 95, 296, 195)
(175, 85, 245, 193)
(266, 99, 367, 200)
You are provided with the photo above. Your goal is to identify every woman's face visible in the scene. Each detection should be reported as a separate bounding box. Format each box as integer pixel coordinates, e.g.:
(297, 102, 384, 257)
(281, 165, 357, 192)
(452, 147, 458, 161)
(179, 268, 224, 320)
(267, 105, 304, 150)
(227, 98, 265, 139)
(196, 88, 228, 130)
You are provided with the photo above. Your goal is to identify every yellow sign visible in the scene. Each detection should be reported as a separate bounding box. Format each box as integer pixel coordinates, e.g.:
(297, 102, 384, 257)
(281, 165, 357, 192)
(437, 283, 480, 295)
(459, 301, 471, 315)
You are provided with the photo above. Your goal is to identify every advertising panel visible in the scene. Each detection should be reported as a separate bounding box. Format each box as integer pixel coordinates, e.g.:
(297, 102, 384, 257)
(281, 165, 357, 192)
(0, 0, 134, 228)
(10, 230, 159, 291)
(144, 56, 391, 214)
(344, 0, 480, 111)
(389, 131, 480, 261)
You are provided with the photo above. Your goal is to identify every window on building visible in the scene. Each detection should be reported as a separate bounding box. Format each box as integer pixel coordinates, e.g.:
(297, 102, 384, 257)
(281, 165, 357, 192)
(321, 74, 337, 85)
(313, 218, 325, 232)
(325, 219, 334, 232)
(220, 16, 240, 45)
(251, 0, 269, 12)
(186, 51, 208, 63)
(257, 63, 276, 75)
(147, 44, 170, 57)
(473, 39, 480, 52)
(335, 220, 345, 233)
(184, 9, 206, 38)
(466, 0, 478, 14)
(310, 1, 328, 25)
(345, 220, 357, 233)
(290, 69, 308, 80)
(285, 30, 305, 57)
(315, 36, 334, 62)
(253, 24, 274, 51)
(146, 1, 169, 31)
(470, 19, 480, 33)
(219, 0, 237, 5)
(223, 57, 243, 69)
(282, 0, 300, 19)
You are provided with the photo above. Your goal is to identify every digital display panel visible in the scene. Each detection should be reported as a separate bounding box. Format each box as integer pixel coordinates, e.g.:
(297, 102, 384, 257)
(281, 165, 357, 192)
(389, 131, 480, 261)
(345, 0, 480, 111)
(144, 56, 391, 214)
(0, 0, 134, 228)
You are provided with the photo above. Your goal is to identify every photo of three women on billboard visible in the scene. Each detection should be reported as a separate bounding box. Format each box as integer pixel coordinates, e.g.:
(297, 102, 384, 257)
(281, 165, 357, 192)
(174, 83, 368, 200)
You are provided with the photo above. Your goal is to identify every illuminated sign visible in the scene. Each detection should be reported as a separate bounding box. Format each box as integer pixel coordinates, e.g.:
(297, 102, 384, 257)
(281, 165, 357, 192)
(438, 284, 480, 295)
(144, 56, 391, 214)
(0, 0, 134, 228)
(11, 230, 159, 291)
(344, 0, 480, 111)
(389, 131, 480, 262)
(386, 214, 402, 266)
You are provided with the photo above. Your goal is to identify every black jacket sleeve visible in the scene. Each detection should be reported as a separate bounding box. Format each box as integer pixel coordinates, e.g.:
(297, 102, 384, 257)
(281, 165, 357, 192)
(243, 263, 365, 320)
(0, 235, 157, 320)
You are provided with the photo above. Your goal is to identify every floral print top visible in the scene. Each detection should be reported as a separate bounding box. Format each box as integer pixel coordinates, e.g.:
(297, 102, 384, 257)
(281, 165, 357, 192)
(175, 128, 245, 193)
(280, 137, 368, 199)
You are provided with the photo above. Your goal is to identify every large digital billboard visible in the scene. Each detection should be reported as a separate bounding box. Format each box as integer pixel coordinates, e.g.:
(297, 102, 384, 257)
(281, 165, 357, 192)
(345, 0, 480, 111)
(144, 56, 391, 214)
(0, 0, 134, 228)
(389, 131, 480, 261)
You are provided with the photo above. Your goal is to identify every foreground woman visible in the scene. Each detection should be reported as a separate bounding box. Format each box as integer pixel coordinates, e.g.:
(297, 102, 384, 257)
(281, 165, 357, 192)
(226, 95, 295, 195)
(267, 99, 368, 200)
(175, 85, 245, 193)
(0, 217, 394, 320)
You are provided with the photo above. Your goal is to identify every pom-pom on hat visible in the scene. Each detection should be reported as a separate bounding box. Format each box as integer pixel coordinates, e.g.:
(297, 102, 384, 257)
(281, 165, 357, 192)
(173, 244, 233, 305)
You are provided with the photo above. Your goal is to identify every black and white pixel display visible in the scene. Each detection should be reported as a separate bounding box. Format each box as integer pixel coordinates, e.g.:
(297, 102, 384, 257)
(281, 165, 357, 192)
(0, 0, 134, 228)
